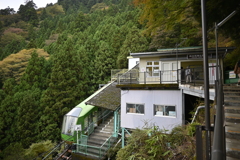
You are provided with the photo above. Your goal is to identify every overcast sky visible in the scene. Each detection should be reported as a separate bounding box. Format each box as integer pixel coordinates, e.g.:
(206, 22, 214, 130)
(1, 0, 58, 12)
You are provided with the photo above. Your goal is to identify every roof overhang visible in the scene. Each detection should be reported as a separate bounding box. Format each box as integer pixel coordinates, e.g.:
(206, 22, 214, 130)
(130, 47, 235, 58)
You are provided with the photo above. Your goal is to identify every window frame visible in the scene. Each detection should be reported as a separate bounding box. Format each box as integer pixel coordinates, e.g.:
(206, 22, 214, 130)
(146, 61, 160, 77)
(126, 103, 145, 115)
(154, 104, 176, 117)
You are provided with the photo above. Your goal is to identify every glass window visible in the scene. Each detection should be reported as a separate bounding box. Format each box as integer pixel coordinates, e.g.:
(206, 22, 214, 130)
(62, 107, 82, 135)
(154, 105, 176, 117)
(146, 61, 159, 76)
(61, 115, 78, 135)
(126, 103, 144, 114)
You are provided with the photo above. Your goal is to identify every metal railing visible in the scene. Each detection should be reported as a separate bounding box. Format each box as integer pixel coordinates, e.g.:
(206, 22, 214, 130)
(111, 69, 132, 81)
(83, 109, 113, 136)
(73, 134, 115, 159)
(73, 108, 121, 159)
(117, 66, 217, 86)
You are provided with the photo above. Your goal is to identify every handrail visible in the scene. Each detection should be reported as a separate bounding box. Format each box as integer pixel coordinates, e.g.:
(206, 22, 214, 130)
(73, 134, 114, 159)
(117, 66, 217, 86)
(86, 109, 113, 136)
(101, 135, 112, 148)
(191, 106, 205, 124)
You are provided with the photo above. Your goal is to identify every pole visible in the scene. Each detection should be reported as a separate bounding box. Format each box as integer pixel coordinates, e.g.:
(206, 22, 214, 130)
(215, 23, 219, 80)
(201, 0, 211, 159)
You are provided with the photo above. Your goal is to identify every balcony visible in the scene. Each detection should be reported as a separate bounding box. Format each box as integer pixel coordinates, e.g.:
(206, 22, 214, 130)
(115, 66, 217, 86)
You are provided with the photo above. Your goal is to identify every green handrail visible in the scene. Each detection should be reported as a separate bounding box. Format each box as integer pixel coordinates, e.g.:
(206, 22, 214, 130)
(73, 134, 114, 159)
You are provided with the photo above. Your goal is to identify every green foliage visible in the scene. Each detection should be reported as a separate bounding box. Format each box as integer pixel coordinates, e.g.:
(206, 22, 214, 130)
(0, 32, 24, 47)
(18, 0, 39, 26)
(117, 26, 149, 68)
(1, 143, 25, 160)
(1, 0, 238, 158)
(116, 125, 196, 160)
(39, 37, 90, 141)
(224, 45, 240, 70)
(25, 140, 56, 159)
(46, 4, 65, 17)
(0, 7, 16, 15)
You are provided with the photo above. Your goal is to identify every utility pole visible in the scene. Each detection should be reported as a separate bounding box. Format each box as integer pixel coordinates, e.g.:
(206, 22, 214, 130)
(201, 0, 211, 159)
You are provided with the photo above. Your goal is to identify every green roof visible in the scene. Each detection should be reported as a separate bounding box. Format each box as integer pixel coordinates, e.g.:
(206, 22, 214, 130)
(157, 46, 202, 52)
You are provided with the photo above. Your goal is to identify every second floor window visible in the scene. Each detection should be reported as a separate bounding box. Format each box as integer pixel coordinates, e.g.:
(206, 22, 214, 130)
(146, 61, 159, 76)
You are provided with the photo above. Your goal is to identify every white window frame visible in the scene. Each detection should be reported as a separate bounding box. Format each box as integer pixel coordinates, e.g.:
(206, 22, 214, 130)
(126, 103, 145, 115)
(146, 61, 160, 77)
(154, 104, 176, 117)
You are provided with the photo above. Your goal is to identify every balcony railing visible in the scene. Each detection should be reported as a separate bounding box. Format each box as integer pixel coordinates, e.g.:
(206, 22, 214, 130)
(117, 66, 217, 85)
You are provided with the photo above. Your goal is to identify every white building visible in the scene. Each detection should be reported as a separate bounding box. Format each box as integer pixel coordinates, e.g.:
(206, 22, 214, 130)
(117, 46, 235, 132)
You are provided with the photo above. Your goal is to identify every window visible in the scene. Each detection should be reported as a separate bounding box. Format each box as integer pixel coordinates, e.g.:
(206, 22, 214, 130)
(126, 103, 144, 114)
(154, 105, 176, 117)
(146, 61, 159, 76)
(61, 108, 82, 135)
(62, 115, 78, 135)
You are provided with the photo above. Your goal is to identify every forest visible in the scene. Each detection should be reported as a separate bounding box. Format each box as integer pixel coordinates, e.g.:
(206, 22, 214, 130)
(0, 0, 240, 159)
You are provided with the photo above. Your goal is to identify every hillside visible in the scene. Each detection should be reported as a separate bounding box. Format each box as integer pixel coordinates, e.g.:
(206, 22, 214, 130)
(0, 0, 240, 159)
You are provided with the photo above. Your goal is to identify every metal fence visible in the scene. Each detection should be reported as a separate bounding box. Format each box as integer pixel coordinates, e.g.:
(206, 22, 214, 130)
(73, 134, 116, 159)
(117, 66, 217, 85)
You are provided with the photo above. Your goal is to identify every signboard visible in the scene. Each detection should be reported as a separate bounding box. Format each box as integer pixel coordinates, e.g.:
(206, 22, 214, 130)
(187, 54, 212, 59)
(229, 71, 236, 79)
(75, 125, 82, 131)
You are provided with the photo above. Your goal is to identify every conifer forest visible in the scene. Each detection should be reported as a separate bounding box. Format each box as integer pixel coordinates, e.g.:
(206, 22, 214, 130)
(0, 0, 240, 159)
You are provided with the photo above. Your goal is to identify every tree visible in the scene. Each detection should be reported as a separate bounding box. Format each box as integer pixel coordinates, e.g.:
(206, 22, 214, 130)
(0, 7, 15, 15)
(39, 38, 89, 141)
(0, 78, 17, 153)
(191, 0, 240, 41)
(40, 8, 48, 20)
(117, 26, 149, 68)
(16, 89, 42, 148)
(18, 0, 39, 26)
(74, 12, 91, 32)
(18, 51, 49, 91)
(94, 41, 116, 84)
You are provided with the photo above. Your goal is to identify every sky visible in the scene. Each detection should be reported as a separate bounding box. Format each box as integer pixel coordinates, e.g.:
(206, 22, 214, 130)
(0, 0, 58, 12)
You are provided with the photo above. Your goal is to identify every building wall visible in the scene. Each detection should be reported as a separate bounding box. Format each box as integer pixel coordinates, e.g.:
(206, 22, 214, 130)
(121, 90, 183, 131)
(128, 57, 139, 70)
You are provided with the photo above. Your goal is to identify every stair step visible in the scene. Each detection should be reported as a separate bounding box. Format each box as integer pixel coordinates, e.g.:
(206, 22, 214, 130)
(224, 92, 240, 96)
(225, 122, 240, 139)
(90, 133, 112, 139)
(95, 128, 114, 133)
(225, 106, 240, 114)
(88, 139, 109, 146)
(224, 95, 240, 101)
(226, 157, 240, 160)
(99, 122, 114, 128)
(225, 113, 240, 123)
(226, 138, 240, 159)
(224, 100, 240, 107)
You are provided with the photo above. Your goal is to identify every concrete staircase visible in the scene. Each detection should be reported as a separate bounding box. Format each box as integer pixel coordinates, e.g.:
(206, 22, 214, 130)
(81, 115, 117, 159)
(224, 85, 240, 160)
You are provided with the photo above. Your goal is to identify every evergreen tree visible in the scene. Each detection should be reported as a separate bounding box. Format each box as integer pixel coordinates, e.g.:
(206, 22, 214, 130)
(40, 8, 48, 20)
(39, 38, 89, 141)
(94, 41, 116, 84)
(117, 26, 149, 68)
(18, 51, 49, 91)
(16, 89, 42, 148)
(0, 78, 17, 152)
(18, 0, 39, 26)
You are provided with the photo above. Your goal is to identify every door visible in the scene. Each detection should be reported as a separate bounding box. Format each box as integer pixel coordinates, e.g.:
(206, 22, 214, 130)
(161, 61, 177, 83)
